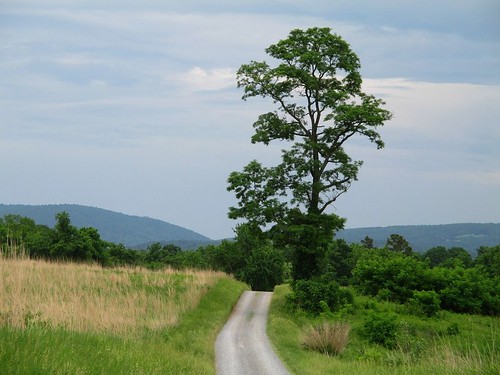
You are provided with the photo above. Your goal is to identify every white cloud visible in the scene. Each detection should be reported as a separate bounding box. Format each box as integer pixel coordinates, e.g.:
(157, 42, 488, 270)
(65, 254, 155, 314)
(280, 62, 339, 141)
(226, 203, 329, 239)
(179, 67, 235, 92)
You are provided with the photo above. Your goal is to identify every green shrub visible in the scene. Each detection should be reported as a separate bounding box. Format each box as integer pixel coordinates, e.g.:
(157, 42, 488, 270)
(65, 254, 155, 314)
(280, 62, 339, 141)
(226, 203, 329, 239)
(290, 277, 353, 315)
(435, 267, 499, 315)
(446, 322, 460, 336)
(352, 249, 426, 303)
(363, 311, 399, 348)
(408, 290, 441, 317)
(239, 244, 285, 291)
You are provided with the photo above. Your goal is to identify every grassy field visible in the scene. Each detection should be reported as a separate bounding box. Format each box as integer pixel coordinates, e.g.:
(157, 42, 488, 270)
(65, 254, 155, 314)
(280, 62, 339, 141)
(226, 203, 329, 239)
(0, 257, 248, 374)
(268, 284, 499, 375)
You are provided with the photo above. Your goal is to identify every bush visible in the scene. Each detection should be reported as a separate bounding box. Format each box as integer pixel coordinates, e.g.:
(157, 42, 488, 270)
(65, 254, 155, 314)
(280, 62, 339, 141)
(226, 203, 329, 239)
(301, 321, 351, 355)
(429, 267, 500, 315)
(352, 249, 426, 303)
(290, 277, 353, 315)
(363, 311, 399, 348)
(239, 244, 285, 291)
(446, 322, 460, 336)
(407, 290, 441, 317)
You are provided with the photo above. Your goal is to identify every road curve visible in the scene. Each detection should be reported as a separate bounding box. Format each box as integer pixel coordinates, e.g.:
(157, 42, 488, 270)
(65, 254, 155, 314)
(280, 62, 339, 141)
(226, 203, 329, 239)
(215, 291, 290, 375)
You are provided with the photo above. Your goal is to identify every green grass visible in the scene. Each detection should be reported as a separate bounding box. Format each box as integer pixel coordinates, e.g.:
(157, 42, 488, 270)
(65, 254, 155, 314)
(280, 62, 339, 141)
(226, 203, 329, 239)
(268, 284, 500, 375)
(0, 274, 248, 374)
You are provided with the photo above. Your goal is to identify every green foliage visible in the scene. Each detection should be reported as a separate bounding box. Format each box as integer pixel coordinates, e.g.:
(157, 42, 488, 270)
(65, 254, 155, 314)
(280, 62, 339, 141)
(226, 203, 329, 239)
(423, 246, 472, 268)
(268, 284, 500, 374)
(434, 267, 500, 315)
(475, 245, 500, 278)
(352, 247, 500, 316)
(239, 244, 286, 291)
(271, 210, 345, 280)
(107, 242, 144, 266)
(362, 311, 399, 348)
(0, 212, 146, 267)
(289, 277, 353, 315)
(327, 238, 356, 286)
(360, 236, 375, 249)
(195, 224, 286, 291)
(407, 290, 441, 317)
(145, 242, 183, 268)
(385, 233, 413, 255)
(352, 249, 426, 303)
(228, 27, 390, 227)
(446, 322, 460, 336)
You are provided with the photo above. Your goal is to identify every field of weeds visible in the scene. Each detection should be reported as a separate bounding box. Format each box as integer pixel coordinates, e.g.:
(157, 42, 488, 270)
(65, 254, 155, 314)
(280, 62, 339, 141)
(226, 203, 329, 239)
(0, 257, 248, 374)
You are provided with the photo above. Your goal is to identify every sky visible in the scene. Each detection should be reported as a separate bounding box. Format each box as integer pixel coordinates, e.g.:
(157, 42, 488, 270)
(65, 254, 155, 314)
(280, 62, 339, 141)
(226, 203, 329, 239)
(1, 0, 499, 239)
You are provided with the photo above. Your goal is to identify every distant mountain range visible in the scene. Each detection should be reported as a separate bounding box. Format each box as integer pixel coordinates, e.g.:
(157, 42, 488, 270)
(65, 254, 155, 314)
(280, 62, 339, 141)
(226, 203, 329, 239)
(0, 204, 216, 249)
(336, 223, 500, 254)
(1, 204, 499, 253)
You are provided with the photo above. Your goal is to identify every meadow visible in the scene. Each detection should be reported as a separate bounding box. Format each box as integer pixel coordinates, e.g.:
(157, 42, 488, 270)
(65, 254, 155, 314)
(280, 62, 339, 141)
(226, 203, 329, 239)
(0, 256, 248, 374)
(268, 284, 499, 375)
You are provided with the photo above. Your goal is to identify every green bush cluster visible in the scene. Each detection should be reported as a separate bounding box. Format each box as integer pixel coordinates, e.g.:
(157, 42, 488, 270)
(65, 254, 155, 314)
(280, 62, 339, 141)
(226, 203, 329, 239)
(0, 212, 119, 266)
(352, 248, 500, 316)
(407, 290, 441, 317)
(288, 277, 353, 315)
(362, 311, 399, 348)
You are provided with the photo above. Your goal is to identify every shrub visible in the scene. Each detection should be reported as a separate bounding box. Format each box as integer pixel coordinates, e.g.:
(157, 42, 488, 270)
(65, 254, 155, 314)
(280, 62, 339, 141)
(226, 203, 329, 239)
(446, 322, 460, 336)
(408, 290, 441, 317)
(437, 267, 499, 315)
(301, 321, 351, 355)
(290, 277, 353, 315)
(352, 249, 426, 303)
(363, 311, 399, 348)
(239, 244, 285, 291)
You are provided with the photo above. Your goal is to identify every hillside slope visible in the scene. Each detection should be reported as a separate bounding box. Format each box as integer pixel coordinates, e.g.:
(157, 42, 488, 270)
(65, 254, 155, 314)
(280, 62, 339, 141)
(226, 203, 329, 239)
(0, 204, 213, 249)
(2, 204, 498, 253)
(336, 223, 500, 254)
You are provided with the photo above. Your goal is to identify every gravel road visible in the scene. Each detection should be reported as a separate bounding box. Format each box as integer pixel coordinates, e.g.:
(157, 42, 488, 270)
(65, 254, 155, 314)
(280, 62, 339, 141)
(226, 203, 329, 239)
(215, 291, 290, 375)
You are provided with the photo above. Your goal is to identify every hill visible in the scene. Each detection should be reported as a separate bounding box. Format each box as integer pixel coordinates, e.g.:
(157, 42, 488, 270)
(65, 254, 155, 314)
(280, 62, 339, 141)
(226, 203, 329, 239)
(1, 204, 498, 253)
(0, 204, 215, 249)
(336, 223, 500, 254)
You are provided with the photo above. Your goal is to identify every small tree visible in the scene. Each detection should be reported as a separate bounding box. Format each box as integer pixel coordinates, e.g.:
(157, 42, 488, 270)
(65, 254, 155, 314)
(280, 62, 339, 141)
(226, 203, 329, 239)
(476, 245, 500, 278)
(51, 211, 80, 260)
(385, 234, 413, 255)
(360, 236, 375, 249)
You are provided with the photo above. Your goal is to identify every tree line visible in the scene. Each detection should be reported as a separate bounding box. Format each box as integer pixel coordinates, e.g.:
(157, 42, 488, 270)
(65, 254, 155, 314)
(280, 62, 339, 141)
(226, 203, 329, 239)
(1, 212, 499, 316)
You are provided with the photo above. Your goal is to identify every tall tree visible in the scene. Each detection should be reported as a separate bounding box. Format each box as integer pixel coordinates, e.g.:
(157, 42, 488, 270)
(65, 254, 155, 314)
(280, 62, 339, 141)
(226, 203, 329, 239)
(228, 27, 391, 226)
(228, 27, 391, 281)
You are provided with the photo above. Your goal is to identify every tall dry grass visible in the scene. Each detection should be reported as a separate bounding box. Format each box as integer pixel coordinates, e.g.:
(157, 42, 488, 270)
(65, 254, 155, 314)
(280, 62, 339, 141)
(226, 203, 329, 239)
(0, 257, 225, 337)
(424, 328, 499, 373)
(301, 321, 351, 356)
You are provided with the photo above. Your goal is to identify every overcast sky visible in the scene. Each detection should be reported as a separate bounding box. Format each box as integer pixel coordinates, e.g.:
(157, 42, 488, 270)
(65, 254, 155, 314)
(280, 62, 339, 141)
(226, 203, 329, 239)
(1, 0, 499, 239)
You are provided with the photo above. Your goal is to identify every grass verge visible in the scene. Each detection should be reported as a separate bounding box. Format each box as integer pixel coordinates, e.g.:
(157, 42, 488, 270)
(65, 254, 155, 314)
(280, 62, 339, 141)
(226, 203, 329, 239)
(0, 258, 248, 374)
(268, 284, 499, 375)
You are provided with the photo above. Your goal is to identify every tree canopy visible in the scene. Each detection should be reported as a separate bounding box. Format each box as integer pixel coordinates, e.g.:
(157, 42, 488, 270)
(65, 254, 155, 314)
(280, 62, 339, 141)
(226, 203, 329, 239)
(228, 27, 392, 227)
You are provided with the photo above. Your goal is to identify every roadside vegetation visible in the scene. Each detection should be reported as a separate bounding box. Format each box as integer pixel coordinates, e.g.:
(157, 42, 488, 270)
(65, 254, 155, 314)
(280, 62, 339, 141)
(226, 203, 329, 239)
(0, 255, 248, 374)
(268, 284, 499, 375)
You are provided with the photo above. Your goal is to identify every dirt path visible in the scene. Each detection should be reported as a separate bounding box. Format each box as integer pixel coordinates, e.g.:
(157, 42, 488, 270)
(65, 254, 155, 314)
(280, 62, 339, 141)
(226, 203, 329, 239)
(215, 291, 290, 375)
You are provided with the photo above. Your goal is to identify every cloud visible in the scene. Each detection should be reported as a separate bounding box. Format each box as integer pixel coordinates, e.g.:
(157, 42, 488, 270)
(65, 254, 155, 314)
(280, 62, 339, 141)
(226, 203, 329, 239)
(179, 67, 235, 92)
